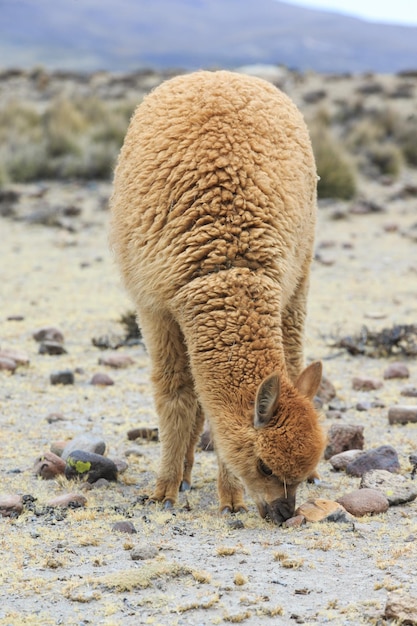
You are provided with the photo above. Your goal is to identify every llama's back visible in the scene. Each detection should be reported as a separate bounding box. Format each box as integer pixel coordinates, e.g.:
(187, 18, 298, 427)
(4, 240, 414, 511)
(110, 71, 317, 308)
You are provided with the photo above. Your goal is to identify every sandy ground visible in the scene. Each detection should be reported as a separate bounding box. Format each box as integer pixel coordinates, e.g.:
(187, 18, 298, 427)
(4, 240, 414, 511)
(1, 174, 417, 626)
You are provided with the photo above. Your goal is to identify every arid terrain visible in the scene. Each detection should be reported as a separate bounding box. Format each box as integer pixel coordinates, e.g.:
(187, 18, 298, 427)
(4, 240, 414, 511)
(1, 68, 417, 625)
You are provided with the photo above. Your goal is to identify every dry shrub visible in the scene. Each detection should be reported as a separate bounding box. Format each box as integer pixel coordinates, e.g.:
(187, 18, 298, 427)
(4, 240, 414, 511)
(310, 124, 357, 200)
(365, 143, 403, 178)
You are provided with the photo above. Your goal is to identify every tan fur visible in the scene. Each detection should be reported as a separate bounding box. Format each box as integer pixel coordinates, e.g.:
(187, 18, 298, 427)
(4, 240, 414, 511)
(110, 70, 326, 524)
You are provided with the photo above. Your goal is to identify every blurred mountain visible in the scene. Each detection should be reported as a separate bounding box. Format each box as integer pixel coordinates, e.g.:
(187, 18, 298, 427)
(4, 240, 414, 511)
(2, 0, 417, 73)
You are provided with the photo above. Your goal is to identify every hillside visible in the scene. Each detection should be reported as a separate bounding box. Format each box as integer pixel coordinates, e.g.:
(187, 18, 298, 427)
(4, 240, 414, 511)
(2, 0, 417, 73)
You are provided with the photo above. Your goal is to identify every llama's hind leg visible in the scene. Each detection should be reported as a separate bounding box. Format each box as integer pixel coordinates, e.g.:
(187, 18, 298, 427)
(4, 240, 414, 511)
(181, 403, 205, 491)
(139, 308, 199, 506)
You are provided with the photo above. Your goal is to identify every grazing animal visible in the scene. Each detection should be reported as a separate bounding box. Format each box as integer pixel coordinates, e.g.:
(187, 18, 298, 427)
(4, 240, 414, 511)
(110, 70, 325, 524)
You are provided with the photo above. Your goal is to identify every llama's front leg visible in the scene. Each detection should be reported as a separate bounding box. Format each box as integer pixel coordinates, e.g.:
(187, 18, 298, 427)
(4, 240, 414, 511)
(139, 310, 198, 507)
(217, 458, 248, 514)
(181, 403, 205, 491)
(281, 273, 310, 383)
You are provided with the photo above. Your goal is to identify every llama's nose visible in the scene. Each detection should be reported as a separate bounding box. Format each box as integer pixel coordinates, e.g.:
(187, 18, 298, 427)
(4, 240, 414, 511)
(266, 495, 296, 525)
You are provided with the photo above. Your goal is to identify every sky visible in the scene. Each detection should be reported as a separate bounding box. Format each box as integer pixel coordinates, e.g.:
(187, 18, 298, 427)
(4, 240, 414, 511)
(283, 0, 417, 26)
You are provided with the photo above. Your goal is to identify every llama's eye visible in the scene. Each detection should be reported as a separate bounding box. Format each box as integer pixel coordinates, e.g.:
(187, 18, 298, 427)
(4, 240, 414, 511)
(258, 459, 273, 477)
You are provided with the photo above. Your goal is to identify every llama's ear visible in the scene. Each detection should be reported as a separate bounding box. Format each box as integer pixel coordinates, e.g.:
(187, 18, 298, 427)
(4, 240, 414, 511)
(254, 373, 280, 429)
(295, 361, 322, 401)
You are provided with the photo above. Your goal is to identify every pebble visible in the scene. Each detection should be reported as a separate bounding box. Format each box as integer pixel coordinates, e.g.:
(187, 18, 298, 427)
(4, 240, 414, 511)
(90, 372, 114, 386)
(0, 348, 30, 366)
(47, 493, 87, 508)
(33, 451, 66, 479)
(360, 469, 417, 505)
(282, 515, 306, 528)
(329, 449, 365, 471)
(199, 427, 214, 451)
(352, 377, 383, 391)
(346, 445, 400, 477)
(61, 434, 106, 461)
(356, 400, 385, 411)
(324, 423, 365, 460)
(50, 369, 74, 385)
(388, 405, 417, 425)
(384, 590, 417, 625)
(65, 450, 118, 483)
(0, 494, 23, 517)
(383, 361, 410, 379)
(33, 326, 64, 343)
(112, 458, 129, 473)
(98, 353, 135, 368)
(112, 521, 137, 534)
(0, 356, 17, 372)
(337, 488, 389, 517)
(39, 341, 67, 355)
(45, 412, 66, 423)
(295, 499, 351, 523)
(127, 427, 159, 442)
(400, 384, 417, 397)
(317, 375, 337, 403)
(130, 545, 158, 560)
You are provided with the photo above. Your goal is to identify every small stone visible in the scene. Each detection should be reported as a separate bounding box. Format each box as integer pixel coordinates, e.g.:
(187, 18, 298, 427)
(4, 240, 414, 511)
(65, 450, 118, 483)
(39, 341, 67, 355)
(124, 446, 144, 458)
(356, 400, 385, 411)
(45, 412, 66, 423)
(0, 494, 23, 517)
(33, 326, 64, 343)
(337, 488, 389, 517)
(329, 449, 365, 471)
(112, 458, 128, 473)
(388, 405, 417, 425)
(112, 521, 137, 534)
(384, 590, 417, 625)
(360, 469, 417, 505)
(352, 377, 383, 391)
(49, 440, 67, 456)
(98, 353, 135, 368)
(90, 372, 114, 386)
(61, 434, 106, 461)
(400, 384, 417, 397)
(316, 375, 337, 403)
(282, 515, 306, 528)
(295, 499, 348, 522)
(324, 423, 365, 460)
(0, 356, 17, 372)
(47, 493, 87, 508)
(127, 427, 159, 442)
(131, 545, 158, 560)
(33, 451, 66, 479)
(227, 518, 245, 530)
(0, 349, 30, 366)
(199, 427, 214, 451)
(383, 361, 410, 379)
(346, 445, 400, 477)
(50, 369, 74, 385)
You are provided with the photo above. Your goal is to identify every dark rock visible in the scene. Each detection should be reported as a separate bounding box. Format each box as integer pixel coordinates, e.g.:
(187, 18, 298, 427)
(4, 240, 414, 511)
(50, 370, 74, 385)
(356, 400, 385, 411)
(45, 412, 66, 423)
(352, 377, 383, 391)
(199, 426, 214, 451)
(33, 326, 64, 344)
(33, 451, 66, 479)
(127, 427, 158, 442)
(383, 361, 410, 379)
(388, 405, 417, 425)
(0, 494, 23, 517)
(400, 384, 417, 397)
(90, 372, 114, 386)
(346, 445, 400, 477)
(360, 469, 417, 505)
(61, 434, 106, 461)
(350, 199, 385, 214)
(337, 488, 389, 517)
(39, 341, 67, 355)
(65, 450, 118, 483)
(112, 521, 137, 534)
(324, 423, 365, 460)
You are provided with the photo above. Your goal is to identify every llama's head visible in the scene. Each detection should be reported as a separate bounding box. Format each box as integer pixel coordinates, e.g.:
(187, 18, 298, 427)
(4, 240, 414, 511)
(229, 362, 325, 524)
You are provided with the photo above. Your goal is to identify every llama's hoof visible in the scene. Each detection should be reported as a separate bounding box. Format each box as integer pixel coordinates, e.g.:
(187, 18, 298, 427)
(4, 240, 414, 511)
(221, 506, 232, 515)
(180, 480, 191, 492)
(163, 499, 174, 510)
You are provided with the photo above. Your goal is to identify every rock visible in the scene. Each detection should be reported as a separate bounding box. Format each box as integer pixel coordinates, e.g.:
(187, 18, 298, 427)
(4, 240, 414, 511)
(383, 361, 410, 379)
(33, 326, 64, 344)
(0, 356, 17, 372)
(346, 445, 400, 477)
(411, 453, 417, 479)
(0, 349, 30, 366)
(337, 488, 389, 517)
(0, 494, 23, 517)
(90, 372, 114, 386)
(400, 384, 417, 397)
(329, 449, 365, 471)
(65, 450, 118, 483)
(384, 589, 417, 625)
(388, 405, 417, 425)
(127, 427, 159, 442)
(317, 375, 337, 403)
(352, 377, 383, 391)
(47, 493, 87, 508)
(131, 545, 158, 560)
(295, 499, 350, 523)
(33, 451, 66, 479)
(360, 469, 417, 505)
(112, 521, 137, 534)
(45, 412, 66, 424)
(61, 434, 106, 461)
(324, 423, 365, 460)
(50, 369, 74, 385)
(199, 426, 214, 451)
(112, 458, 128, 473)
(356, 400, 385, 411)
(98, 353, 135, 368)
(39, 341, 67, 355)
(282, 515, 306, 528)
(49, 440, 67, 456)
